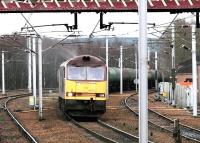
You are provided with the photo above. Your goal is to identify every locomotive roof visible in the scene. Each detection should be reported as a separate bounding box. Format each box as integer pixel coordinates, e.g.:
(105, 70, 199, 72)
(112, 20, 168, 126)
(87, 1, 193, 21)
(60, 55, 105, 67)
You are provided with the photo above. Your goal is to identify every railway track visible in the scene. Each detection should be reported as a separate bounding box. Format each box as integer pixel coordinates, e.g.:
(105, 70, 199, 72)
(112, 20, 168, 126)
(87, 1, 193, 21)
(65, 112, 154, 143)
(125, 92, 200, 142)
(0, 96, 8, 109)
(0, 93, 38, 143)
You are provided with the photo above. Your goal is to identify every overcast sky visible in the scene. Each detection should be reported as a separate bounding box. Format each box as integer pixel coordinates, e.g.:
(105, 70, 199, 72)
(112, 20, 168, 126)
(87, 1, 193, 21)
(0, 12, 194, 39)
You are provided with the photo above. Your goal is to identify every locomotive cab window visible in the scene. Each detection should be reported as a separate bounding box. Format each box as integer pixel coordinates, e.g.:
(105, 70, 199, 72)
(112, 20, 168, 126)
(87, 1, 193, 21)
(87, 66, 105, 80)
(68, 66, 86, 80)
(67, 66, 105, 81)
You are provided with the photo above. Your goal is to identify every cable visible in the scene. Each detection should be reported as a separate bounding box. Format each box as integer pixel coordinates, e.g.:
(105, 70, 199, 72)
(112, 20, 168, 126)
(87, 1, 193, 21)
(6, 35, 26, 49)
(60, 41, 93, 45)
(0, 37, 26, 51)
(89, 19, 100, 38)
(42, 32, 75, 52)
(21, 13, 41, 38)
(151, 14, 194, 29)
(23, 14, 33, 30)
(160, 14, 179, 39)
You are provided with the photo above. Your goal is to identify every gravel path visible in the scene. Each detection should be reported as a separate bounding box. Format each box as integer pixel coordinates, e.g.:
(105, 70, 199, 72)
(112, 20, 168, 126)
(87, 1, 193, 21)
(0, 91, 29, 143)
(8, 96, 100, 143)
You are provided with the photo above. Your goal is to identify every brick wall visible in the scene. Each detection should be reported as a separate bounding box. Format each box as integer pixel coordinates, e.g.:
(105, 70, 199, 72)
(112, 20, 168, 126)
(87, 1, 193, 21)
(176, 73, 192, 83)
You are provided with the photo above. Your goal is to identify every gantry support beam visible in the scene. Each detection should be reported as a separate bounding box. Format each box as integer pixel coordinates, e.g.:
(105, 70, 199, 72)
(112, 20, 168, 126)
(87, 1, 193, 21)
(0, 0, 200, 13)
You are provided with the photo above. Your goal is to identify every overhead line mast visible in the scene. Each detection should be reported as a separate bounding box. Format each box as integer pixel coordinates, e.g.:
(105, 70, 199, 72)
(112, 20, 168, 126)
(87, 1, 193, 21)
(138, 0, 148, 142)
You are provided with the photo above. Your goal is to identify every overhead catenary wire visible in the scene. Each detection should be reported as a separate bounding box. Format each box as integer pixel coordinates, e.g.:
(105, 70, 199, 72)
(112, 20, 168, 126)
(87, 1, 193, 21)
(150, 14, 194, 29)
(19, 13, 33, 36)
(5, 40, 26, 52)
(160, 14, 179, 39)
(89, 19, 100, 38)
(0, 35, 28, 52)
(0, 13, 193, 45)
(21, 13, 41, 38)
(147, 14, 197, 45)
(42, 32, 75, 52)
(22, 14, 33, 31)
(0, 13, 196, 61)
(99, 14, 193, 39)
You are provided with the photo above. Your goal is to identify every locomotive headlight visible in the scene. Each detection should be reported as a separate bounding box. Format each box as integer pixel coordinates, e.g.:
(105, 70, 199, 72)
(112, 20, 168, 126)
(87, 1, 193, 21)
(67, 92, 73, 97)
(97, 93, 105, 97)
(100, 94, 105, 97)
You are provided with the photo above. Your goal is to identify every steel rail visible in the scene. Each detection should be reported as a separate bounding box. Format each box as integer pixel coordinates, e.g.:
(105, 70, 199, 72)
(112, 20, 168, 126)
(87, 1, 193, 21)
(64, 113, 118, 143)
(149, 108, 200, 142)
(125, 92, 200, 142)
(0, 93, 30, 109)
(124, 93, 172, 132)
(0, 96, 8, 109)
(98, 119, 155, 143)
(3, 93, 38, 143)
(64, 90, 154, 143)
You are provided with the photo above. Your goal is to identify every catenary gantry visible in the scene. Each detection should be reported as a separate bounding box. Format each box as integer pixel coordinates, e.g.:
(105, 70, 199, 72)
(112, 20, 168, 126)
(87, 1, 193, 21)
(0, 0, 200, 13)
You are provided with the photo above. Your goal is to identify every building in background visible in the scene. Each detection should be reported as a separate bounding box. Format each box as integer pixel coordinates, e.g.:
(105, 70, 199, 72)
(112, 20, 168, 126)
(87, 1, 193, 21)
(176, 56, 200, 105)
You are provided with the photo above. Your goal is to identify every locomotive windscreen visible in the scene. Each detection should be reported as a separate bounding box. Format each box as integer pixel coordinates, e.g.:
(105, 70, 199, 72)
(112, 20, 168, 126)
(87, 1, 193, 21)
(68, 66, 105, 81)
(87, 67, 105, 80)
(68, 66, 86, 80)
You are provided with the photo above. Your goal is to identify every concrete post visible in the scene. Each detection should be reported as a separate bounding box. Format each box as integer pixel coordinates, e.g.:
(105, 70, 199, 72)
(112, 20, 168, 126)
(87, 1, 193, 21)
(38, 38, 43, 120)
(155, 51, 158, 91)
(148, 46, 150, 67)
(106, 38, 109, 98)
(2, 51, 5, 95)
(192, 25, 197, 116)
(171, 23, 176, 106)
(138, 0, 148, 142)
(173, 119, 181, 143)
(32, 37, 37, 110)
(28, 37, 32, 93)
(135, 53, 138, 93)
(120, 46, 123, 94)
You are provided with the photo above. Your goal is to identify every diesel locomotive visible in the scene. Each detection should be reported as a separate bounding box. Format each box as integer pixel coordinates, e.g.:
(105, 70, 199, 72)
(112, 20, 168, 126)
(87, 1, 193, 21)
(58, 55, 107, 117)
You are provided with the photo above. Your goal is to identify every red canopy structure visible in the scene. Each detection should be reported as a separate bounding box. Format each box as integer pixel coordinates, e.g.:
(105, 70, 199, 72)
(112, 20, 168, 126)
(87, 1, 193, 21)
(0, 0, 200, 13)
